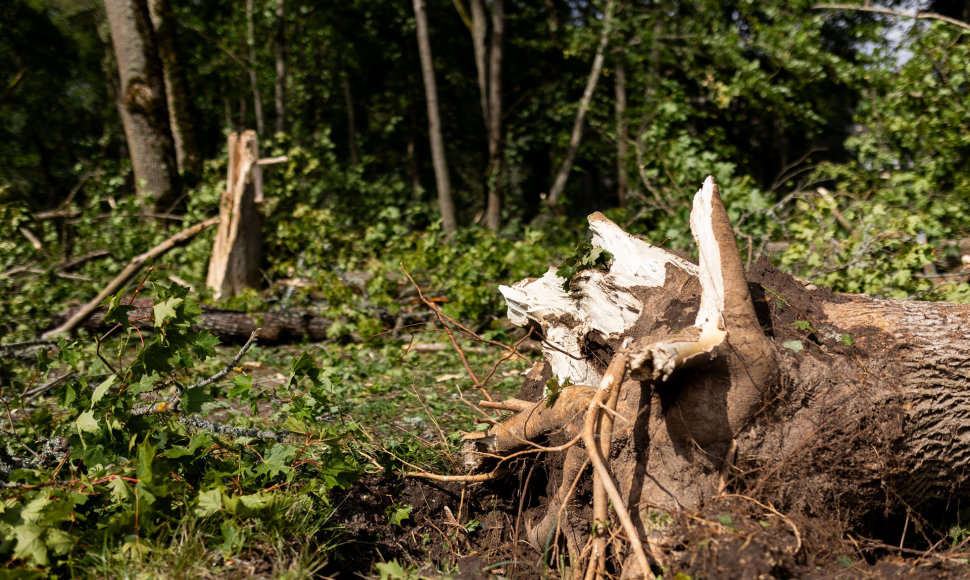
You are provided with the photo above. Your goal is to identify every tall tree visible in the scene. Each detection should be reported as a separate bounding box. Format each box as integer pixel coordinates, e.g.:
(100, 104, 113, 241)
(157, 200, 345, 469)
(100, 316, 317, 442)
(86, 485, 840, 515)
(546, 0, 615, 207)
(614, 53, 627, 207)
(246, 0, 265, 135)
(274, 0, 286, 135)
(413, 0, 458, 237)
(463, 0, 505, 230)
(103, 0, 181, 211)
(147, 0, 201, 181)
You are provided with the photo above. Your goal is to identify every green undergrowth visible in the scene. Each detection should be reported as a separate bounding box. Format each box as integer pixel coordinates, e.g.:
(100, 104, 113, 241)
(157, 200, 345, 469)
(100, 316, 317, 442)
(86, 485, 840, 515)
(0, 273, 530, 576)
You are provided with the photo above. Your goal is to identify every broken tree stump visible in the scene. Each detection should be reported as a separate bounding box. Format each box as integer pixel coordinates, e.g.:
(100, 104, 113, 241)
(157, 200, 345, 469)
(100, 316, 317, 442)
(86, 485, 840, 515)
(207, 130, 264, 299)
(463, 176, 970, 577)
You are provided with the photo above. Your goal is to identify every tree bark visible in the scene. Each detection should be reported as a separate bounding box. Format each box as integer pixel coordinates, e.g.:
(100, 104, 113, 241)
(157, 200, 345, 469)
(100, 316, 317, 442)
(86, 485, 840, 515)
(413, 0, 458, 238)
(274, 0, 286, 135)
(343, 76, 360, 167)
(104, 0, 181, 212)
(484, 0, 504, 231)
(614, 57, 628, 207)
(464, 0, 505, 230)
(246, 0, 265, 135)
(546, 0, 615, 207)
(50, 304, 351, 345)
(147, 0, 201, 181)
(466, 176, 970, 575)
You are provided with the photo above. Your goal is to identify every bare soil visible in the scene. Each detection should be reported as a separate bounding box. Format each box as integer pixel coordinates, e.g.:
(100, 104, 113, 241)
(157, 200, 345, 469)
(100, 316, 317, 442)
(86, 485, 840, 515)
(323, 471, 970, 579)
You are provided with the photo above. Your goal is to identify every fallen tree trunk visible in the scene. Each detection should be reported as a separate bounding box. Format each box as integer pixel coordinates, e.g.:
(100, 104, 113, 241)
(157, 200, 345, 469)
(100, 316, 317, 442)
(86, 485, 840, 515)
(463, 177, 970, 577)
(48, 304, 394, 344)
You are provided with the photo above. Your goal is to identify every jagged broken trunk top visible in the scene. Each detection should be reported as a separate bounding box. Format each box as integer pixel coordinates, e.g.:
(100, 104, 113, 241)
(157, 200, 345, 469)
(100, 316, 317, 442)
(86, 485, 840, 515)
(465, 177, 970, 564)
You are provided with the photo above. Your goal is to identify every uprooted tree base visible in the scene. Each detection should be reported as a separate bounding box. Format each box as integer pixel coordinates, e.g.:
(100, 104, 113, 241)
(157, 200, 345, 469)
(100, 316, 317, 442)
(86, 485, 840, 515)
(377, 177, 970, 578)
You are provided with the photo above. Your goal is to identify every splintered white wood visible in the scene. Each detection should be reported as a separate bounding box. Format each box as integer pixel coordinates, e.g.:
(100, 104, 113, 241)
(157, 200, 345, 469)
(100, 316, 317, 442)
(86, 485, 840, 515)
(690, 176, 726, 332)
(624, 177, 728, 382)
(588, 213, 698, 286)
(500, 213, 698, 386)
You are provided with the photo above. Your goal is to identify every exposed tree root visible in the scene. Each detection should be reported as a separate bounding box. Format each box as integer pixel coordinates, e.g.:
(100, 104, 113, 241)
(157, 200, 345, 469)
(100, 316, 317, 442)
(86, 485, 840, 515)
(410, 176, 970, 577)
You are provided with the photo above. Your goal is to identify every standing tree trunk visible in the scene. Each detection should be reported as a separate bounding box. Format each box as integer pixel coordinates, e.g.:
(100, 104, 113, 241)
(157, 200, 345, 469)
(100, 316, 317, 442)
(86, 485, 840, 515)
(614, 56, 628, 207)
(466, 0, 505, 231)
(274, 0, 286, 135)
(484, 0, 504, 231)
(104, 0, 181, 212)
(546, 0, 615, 207)
(147, 0, 201, 182)
(413, 0, 458, 238)
(343, 76, 360, 167)
(246, 0, 265, 135)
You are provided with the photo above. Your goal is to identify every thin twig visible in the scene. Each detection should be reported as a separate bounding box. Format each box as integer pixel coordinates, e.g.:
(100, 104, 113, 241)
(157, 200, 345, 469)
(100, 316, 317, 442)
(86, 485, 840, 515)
(401, 266, 493, 401)
(186, 329, 260, 391)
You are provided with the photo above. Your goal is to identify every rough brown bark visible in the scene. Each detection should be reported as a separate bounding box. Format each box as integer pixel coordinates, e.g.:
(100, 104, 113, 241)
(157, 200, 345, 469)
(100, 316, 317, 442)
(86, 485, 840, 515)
(614, 57, 628, 207)
(413, 0, 458, 238)
(466, 177, 970, 575)
(147, 0, 201, 180)
(104, 0, 181, 211)
(485, 0, 504, 231)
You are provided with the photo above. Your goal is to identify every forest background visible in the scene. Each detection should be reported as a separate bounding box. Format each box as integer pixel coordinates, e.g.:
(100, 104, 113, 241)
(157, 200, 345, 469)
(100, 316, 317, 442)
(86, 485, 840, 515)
(2, 0, 970, 576)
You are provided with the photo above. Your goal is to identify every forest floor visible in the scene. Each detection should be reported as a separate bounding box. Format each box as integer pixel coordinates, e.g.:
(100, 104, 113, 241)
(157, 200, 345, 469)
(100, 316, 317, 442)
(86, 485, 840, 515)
(206, 336, 970, 579)
(323, 473, 970, 579)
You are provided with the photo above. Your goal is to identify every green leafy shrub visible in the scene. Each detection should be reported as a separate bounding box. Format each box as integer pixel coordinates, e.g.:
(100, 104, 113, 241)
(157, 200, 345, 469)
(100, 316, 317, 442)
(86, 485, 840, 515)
(0, 277, 363, 574)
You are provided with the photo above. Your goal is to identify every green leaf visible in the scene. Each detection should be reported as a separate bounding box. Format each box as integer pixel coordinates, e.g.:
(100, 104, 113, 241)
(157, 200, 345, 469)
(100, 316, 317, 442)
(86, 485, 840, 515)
(135, 439, 155, 485)
(840, 334, 854, 346)
(375, 560, 408, 580)
(75, 410, 100, 434)
(90, 374, 116, 405)
(793, 320, 814, 332)
(46, 528, 75, 556)
(716, 514, 733, 526)
(181, 386, 213, 415)
(137, 342, 171, 375)
(103, 303, 136, 329)
(238, 493, 273, 511)
(387, 503, 412, 527)
(195, 488, 223, 517)
(190, 332, 220, 360)
(254, 444, 296, 478)
(13, 522, 48, 565)
(104, 291, 136, 329)
(109, 477, 133, 504)
(782, 340, 804, 353)
(229, 374, 255, 399)
(20, 490, 52, 523)
(153, 297, 182, 327)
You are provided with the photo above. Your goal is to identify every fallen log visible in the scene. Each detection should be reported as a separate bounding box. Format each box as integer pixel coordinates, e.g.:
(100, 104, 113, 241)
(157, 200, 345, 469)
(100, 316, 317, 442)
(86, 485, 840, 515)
(464, 177, 970, 577)
(48, 304, 394, 344)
